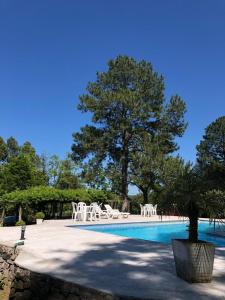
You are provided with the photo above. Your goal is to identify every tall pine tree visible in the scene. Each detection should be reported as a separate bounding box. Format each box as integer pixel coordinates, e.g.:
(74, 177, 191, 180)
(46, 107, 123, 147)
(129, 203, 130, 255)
(72, 56, 187, 210)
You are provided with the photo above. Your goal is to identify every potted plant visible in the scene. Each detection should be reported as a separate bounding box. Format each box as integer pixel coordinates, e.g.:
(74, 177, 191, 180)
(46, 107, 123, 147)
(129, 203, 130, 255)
(15, 220, 26, 226)
(35, 212, 45, 224)
(166, 165, 223, 283)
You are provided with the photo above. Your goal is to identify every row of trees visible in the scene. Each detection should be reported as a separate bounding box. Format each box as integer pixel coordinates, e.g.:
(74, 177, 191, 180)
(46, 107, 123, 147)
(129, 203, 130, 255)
(0, 137, 81, 195)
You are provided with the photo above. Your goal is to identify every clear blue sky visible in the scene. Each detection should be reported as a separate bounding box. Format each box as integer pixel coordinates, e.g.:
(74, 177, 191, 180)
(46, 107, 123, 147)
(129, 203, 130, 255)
(0, 0, 225, 164)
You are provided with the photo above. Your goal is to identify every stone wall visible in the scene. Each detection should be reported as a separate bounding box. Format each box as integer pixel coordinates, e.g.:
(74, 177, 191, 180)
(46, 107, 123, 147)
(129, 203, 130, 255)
(0, 244, 141, 300)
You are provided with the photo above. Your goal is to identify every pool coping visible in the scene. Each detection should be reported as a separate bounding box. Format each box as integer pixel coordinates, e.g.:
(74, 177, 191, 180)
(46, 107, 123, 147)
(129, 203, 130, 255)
(71, 219, 188, 228)
(1, 216, 225, 299)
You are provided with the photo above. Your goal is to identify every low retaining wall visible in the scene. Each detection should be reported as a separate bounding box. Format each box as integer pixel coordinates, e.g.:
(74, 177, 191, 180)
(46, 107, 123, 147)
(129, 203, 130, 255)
(0, 244, 140, 300)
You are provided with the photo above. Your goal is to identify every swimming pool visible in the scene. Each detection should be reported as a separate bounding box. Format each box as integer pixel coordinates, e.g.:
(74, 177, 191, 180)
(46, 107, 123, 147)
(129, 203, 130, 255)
(77, 221, 225, 247)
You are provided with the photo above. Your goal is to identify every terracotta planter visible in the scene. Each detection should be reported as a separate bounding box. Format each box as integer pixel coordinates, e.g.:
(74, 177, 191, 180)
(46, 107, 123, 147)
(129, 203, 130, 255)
(172, 239, 215, 283)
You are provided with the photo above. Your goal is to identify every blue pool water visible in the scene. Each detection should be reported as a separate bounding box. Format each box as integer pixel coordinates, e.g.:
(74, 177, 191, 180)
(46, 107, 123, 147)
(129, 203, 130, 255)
(77, 221, 225, 247)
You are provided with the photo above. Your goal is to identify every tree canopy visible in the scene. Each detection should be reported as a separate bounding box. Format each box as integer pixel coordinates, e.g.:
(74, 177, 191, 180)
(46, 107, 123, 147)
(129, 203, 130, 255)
(0, 138, 47, 194)
(47, 154, 81, 189)
(197, 116, 225, 166)
(197, 116, 225, 190)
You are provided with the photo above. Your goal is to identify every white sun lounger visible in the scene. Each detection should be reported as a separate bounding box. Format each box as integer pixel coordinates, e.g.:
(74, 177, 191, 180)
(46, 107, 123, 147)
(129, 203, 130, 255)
(92, 204, 109, 220)
(104, 204, 130, 219)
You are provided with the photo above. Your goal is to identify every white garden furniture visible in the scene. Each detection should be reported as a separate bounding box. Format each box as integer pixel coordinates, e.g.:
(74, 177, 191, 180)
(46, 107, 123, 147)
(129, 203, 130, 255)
(104, 204, 120, 218)
(77, 202, 87, 221)
(72, 202, 131, 222)
(72, 202, 90, 222)
(71, 202, 78, 221)
(85, 204, 95, 221)
(140, 204, 157, 217)
(92, 203, 109, 220)
(104, 204, 130, 218)
(145, 204, 152, 217)
(140, 204, 145, 216)
(152, 204, 157, 215)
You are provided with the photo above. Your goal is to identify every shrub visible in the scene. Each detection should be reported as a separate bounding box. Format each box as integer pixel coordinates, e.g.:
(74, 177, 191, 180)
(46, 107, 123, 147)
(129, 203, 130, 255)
(35, 212, 45, 219)
(15, 220, 26, 226)
(62, 208, 72, 217)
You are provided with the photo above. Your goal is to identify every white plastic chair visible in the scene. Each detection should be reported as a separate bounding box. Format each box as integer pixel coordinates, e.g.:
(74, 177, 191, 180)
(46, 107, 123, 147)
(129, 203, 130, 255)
(152, 204, 157, 215)
(77, 202, 87, 221)
(71, 202, 78, 222)
(86, 203, 96, 221)
(140, 204, 145, 216)
(145, 204, 153, 217)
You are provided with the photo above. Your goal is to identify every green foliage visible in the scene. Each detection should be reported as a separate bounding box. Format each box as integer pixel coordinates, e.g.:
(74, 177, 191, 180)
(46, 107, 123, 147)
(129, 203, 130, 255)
(56, 156, 81, 189)
(203, 190, 225, 219)
(79, 162, 111, 190)
(130, 133, 185, 203)
(0, 137, 7, 162)
(15, 220, 26, 226)
(48, 155, 61, 186)
(1, 186, 118, 206)
(0, 137, 48, 194)
(197, 116, 225, 166)
(164, 164, 200, 210)
(72, 55, 187, 209)
(0, 154, 47, 193)
(56, 172, 80, 189)
(47, 154, 81, 189)
(197, 116, 225, 190)
(7, 136, 20, 159)
(1, 186, 61, 205)
(159, 156, 185, 188)
(156, 156, 186, 205)
(160, 163, 225, 242)
(1, 155, 34, 192)
(159, 164, 200, 241)
(176, 116, 225, 241)
(130, 130, 186, 204)
(129, 194, 144, 214)
(35, 212, 45, 219)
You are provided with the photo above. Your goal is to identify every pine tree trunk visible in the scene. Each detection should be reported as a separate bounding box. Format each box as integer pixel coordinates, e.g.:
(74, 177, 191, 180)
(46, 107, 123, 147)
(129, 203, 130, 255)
(121, 131, 130, 212)
(1, 208, 5, 225)
(18, 205, 23, 222)
(143, 189, 148, 204)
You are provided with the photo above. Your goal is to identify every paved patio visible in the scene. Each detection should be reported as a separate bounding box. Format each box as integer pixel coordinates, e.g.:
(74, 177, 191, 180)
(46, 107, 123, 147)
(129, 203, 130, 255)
(1, 215, 225, 299)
